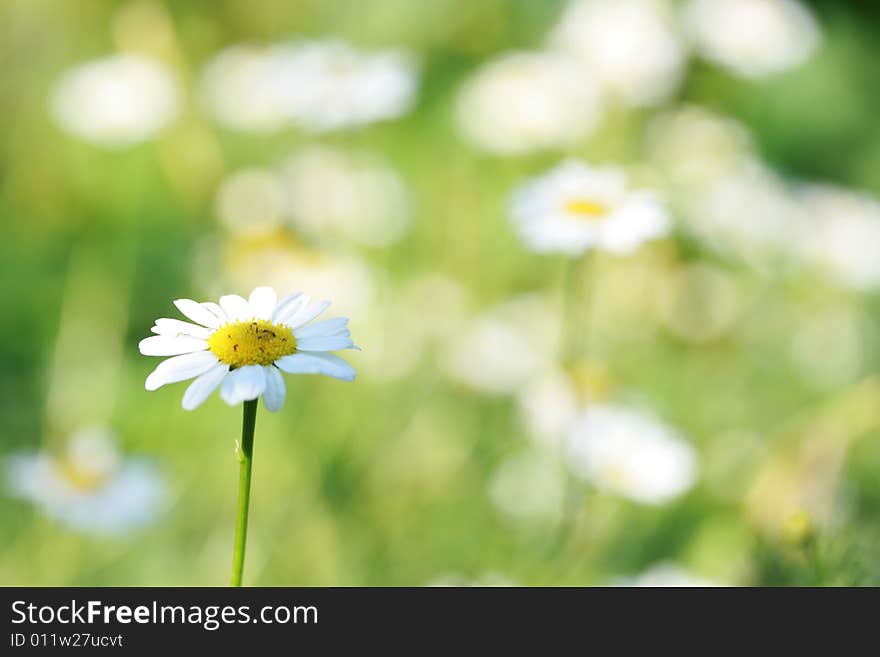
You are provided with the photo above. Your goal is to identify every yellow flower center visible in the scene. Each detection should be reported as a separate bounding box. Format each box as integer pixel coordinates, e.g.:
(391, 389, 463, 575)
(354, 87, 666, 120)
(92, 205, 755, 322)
(208, 319, 297, 367)
(57, 461, 111, 492)
(565, 198, 609, 222)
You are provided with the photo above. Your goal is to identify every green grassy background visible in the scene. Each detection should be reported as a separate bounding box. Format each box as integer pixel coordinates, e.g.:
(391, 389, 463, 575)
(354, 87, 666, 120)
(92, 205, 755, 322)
(1, 0, 879, 585)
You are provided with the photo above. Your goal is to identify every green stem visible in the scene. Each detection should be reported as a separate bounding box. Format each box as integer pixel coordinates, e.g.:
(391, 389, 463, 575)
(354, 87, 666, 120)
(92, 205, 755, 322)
(230, 399, 258, 587)
(562, 253, 591, 367)
(551, 253, 594, 558)
(547, 473, 584, 560)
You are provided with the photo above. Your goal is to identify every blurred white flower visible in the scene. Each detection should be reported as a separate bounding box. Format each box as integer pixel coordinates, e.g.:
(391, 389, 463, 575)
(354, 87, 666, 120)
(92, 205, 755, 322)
(50, 54, 180, 147)
(616, 563, 719, 586)
(510, 160, 670, 256)
(645, 105, 755, 190)
(516, 370, 580, 450)
(647, 107, 806, 273)
(684, 161, 807, 268)
(517, 366, 616, 448)
(221, 241, 378, 318)
(677, 151, 880, 285)
(281, 147, 411, 247)
(139, 286, 358, 411)
(215, 168, 286, 237)
(455, 51, 602, 155)
(646, 108, 792, 273)
(200, 41, 417, 134)
(684, 0, 820, 78)
(278, 40, 418, 133)
(198, 45, 292, 133)
(550, 0, 685, 107)
(441, 294, 560, 395)
(5, 427, 166, 535)
(566, 404, 698, 504)
(797, 185, 880, 291)
(488, 449, 564, 522)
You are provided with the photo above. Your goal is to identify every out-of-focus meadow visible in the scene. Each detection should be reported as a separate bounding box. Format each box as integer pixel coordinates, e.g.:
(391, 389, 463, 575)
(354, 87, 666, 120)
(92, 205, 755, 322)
(2, 0, 880, 586)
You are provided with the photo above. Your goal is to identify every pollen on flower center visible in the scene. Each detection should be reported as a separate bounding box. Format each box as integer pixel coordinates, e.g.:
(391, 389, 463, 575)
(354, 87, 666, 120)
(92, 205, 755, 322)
(208, 319, 297, 367)
(565, 198, 609, 222)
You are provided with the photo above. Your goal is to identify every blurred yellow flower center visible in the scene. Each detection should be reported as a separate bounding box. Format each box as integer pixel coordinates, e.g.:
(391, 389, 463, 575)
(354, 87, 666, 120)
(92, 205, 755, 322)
(601, 463, 632, 488)
(208, 320, 296, 367)
(565, 198, 609, 221)
(57, 461, 110, 491)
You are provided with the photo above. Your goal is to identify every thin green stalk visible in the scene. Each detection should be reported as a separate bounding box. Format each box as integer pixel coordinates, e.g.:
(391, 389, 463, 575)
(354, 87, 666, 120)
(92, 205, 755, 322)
(561, 253, 591, 367)
(551, 252, 595, 558)
(230, 399, 258, 587)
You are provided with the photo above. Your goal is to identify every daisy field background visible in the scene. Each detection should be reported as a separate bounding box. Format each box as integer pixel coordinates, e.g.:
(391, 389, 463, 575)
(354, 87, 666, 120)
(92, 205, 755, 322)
(2, 0, 880, 586)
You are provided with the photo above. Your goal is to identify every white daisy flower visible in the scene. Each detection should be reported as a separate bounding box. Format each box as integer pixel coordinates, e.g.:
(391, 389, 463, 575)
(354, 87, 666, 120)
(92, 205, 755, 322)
(50, 54, 180, 148)
(509, 160, 670, 256)
(565, 404, 698, 505)
(684, 0, 820, 79)
(549, 0, 685, 107)
(5, 427, 166, 536)
(139, 287, 358, 411)
(455, 51, 603, 155)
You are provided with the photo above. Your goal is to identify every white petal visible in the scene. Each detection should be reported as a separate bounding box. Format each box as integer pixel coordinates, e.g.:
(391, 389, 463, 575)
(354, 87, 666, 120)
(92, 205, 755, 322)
(295, 335, 356, 351)
(275, 352, 356, 381)
(272, 292, 307, 323)
(145, 351, 220, 391)
(174, 299, 223, 329)
(248, 287, 277, 320)
(151, 318, 213, 340)
(182, 363, 230, 410)
(220, 365, 267, 405)
(262, 366, 286, 412)
(139, 335, 208, 356)
(293, 317, 349, 340)
(201, 302, 228, 324)
(285, 299, 331, 330)
(219, 294, 253, 322)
